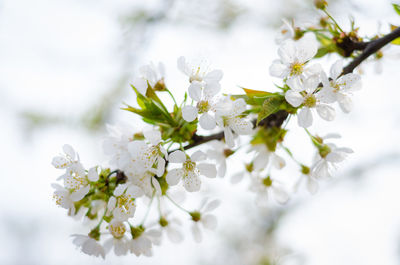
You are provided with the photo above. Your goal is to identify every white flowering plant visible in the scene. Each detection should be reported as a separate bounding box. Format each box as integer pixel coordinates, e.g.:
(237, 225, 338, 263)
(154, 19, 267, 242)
(51, 1, 400, 259)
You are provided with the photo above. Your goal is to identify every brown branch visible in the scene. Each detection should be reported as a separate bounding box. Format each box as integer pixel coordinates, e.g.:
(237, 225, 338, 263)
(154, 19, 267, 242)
(342, 27, 400, 75)
(178, 27, 400, 152)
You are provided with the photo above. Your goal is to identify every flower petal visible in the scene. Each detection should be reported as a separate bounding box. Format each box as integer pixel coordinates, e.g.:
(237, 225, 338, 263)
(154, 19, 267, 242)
(52, 156, 69, 169)
(63, 144, 76, 158)
(204, 69, 223, 83)
(132, 77, 148, 95)
(127, 185, 144, 198)
(330, 60, 343, 80)
(337, 73, 361, 91)
(307, 177, 319, 195)
(285, 90, 304, 107)
(296, 38, 318, 62)
(183, 171, 201, 192)
(114, 184, 128, 196)
(204, 199, 220, 212)
(191, 150, 207, 162)
(151, 176, 162, 196)
(338, 94, 353, 113)
(199, 113, 216, 130)
(316, 104, 335, 121)
(166, 168, 183, 186)
(224, 126, 235, 148)
(298, 107, 313, 128)
(87, 167, 99, 182)
(166, 227, 184, 243)
(198, 163, 217, 178)
(168, 150, 186, 163)
(182, 105, 198, 122)
(191, 224, 202, 243)
(278, 40, 296, 64)
(272, 185, 289, 204)
(143, 129, 161, 145)
(201, 214, 217, 230)
(269, 60, 289, 78)
(188, 81, 202, 101)
(229, 117, 253, 135)
(177, 56, 190, 76)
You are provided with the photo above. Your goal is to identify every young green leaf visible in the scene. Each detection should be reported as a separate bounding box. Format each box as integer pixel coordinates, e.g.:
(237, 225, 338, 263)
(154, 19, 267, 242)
(393, 3, 400, 16)
(257, 97, 283, 125)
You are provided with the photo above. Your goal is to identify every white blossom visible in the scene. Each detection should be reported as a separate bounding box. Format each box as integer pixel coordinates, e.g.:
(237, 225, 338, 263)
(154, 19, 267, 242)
(206, 140, 231, 177)
(182, 81, 221, 130)
(132, 62, 166, 95)
(250, 175, 289, 206)
(190, 198, 220, 243)
(293, 166, 319, 195)
(275, 19, 296, 44)
(107, 183, 143, 221)
(177, 56, 223, 88)
(103, 220, 129, 256)
(320, 60, 361, 113)
(51, 183, 88, 215)
(127, 128, 167, 177)
(102, 125, 134, 169)
(269, 38, 321, 85)
(166, 150, 217, 192)
(71, 234, 105, 259)
(251, 144, 286, 171)
(130, 229, 161, 257)
(125, 170, 162, 197)
(215, 98, 253, 148)
(285, 74, 335, 128)
(52, 144, 85, 177)
(158, 215, 184, 243)
(311, 134, 353, 179)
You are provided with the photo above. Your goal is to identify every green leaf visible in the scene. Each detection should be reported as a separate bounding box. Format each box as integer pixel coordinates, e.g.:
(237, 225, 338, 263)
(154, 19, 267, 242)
(392, 3, 400, 16)
(392, 37, 400, 45)
(242, 87, 273, 97)
(390, 25, 400, 45)
(257, 97, 283, 125)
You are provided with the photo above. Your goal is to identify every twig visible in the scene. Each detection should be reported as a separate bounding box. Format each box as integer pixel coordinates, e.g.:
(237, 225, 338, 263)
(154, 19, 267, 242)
(342, 27, 400, 75)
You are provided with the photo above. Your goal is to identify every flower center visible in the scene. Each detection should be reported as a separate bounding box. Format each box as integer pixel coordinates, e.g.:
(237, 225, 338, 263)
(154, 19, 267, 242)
(65, 175, 87, 192)
(197, 100, 210, 113)
(110, 222, 126, 239)
(290, 62, 304, 76)
(183, 160, 196, 172)
(330, 80, 341, 92)
(262, 176, 273, 187)
(190, 211, 201, 222)
(303, 94, 317, 108)
(190, 67, 203, 82)
(53, 193, 62, 205)
(117, 194, 134, 212)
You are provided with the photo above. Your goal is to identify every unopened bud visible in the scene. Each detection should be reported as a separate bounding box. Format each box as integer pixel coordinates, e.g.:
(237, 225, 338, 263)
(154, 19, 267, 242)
(314, 0, 328, 10)
(189, 211, 201, 222)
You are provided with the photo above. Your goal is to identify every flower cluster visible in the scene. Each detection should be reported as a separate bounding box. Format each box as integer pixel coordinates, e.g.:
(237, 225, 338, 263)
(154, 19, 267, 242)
(49, 1, 398, 258)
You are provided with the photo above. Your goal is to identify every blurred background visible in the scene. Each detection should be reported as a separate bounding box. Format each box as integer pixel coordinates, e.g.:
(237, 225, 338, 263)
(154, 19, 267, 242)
(1, 0, 400, 264)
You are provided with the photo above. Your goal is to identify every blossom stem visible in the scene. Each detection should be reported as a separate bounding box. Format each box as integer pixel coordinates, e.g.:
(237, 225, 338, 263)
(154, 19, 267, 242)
(165, 194, 189, 213)
(106, 170, 119, 179)
(166, 88, 178, 106)
(95, 206, 108, 229)
(322, 9, 344, 33)
(140, 190, 156, 225)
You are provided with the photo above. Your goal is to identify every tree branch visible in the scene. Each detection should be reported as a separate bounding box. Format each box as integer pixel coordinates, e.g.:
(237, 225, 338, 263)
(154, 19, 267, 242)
(342, 27, 400, 75)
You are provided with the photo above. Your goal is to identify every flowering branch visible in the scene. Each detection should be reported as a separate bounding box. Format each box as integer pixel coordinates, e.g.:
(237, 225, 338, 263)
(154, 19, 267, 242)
(49, 0, 400, 260)
(182, 27, 400, 151)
